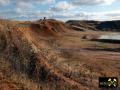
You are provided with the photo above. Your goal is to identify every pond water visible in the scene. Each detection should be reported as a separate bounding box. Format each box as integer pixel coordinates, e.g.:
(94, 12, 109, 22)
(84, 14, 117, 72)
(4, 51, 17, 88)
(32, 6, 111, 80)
(99, 34, 120, 40)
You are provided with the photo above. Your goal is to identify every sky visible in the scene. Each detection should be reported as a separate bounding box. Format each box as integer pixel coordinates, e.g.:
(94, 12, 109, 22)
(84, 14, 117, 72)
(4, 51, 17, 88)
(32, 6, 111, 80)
(0, 0, 120, 21)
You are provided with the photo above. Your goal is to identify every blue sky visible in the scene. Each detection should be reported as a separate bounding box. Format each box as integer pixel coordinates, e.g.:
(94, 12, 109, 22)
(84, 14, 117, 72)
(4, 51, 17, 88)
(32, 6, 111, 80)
(0, 0, 120, 21)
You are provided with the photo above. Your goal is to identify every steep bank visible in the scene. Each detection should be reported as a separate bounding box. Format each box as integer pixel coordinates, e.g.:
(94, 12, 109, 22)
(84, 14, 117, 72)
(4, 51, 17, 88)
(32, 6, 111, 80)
(0, 19, 86, 90)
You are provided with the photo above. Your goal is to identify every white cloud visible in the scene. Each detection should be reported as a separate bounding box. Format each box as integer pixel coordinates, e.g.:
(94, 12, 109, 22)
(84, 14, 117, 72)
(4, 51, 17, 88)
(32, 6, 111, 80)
(13, 11, 51, 21)
(74, 10, 120, 21)
(99, 10, 120, 20)
(38, 0, 55, 4)
(71, 0, 116, 6)
(16, 2, 34, 13)
(18, 0, 54, 4)
(48, 10, 120, 21)
(49, 1, 76, 12)
(0, 0, 9, 5)
(0, 0, 119, 21)
(15, 0, 55, 18)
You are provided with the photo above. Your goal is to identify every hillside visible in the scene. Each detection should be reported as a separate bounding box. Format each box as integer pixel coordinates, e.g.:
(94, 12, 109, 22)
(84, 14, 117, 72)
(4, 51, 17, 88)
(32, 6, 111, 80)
(66, 20, 120, 31)
(0, 19, 120, 90)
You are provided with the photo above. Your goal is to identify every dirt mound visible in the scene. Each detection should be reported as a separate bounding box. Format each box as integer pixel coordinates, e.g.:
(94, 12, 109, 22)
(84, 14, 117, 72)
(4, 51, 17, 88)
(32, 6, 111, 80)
(31, 19, 67, 37)
(0, 19, 87, 90)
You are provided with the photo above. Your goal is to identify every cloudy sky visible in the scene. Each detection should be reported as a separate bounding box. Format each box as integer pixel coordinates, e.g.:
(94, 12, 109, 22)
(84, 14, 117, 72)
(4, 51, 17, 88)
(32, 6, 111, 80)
(0, 0, 120, 21)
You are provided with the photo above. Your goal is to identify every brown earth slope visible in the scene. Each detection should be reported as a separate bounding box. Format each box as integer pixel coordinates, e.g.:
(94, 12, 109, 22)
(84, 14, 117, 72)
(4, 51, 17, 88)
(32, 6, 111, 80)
(0, 19, 120, 90)
(0, 19, 86, 90)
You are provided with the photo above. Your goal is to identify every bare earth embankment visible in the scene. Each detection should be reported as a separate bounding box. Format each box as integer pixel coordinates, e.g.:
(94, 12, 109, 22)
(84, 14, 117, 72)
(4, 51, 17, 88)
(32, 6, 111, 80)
(0, 19, 120, 90)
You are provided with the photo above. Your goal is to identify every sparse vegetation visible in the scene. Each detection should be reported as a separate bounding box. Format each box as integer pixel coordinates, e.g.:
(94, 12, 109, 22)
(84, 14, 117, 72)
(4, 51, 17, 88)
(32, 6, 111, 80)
(0, 19, 120, 90)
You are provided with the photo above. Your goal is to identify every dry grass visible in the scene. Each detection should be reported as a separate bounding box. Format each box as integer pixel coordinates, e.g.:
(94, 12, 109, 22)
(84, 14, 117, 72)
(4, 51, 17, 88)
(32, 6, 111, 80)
(0, 19, 120, 90)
